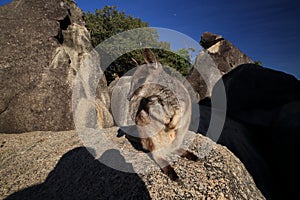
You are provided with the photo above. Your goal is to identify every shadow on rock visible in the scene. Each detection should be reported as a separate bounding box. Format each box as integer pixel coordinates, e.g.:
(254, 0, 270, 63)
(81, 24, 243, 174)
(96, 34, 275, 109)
(6, 147, 151, 200)
(198, 64, 300, 200)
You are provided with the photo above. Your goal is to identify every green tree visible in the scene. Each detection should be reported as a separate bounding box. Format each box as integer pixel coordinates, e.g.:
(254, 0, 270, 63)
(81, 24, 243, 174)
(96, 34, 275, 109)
(84, 6, 150, 47)
(154, 48, 194, 77)
(84, 6, 194, 83)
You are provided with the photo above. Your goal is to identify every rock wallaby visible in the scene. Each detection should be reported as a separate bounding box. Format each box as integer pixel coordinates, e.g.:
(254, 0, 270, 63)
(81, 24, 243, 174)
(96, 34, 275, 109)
(126, 49, 199, 181)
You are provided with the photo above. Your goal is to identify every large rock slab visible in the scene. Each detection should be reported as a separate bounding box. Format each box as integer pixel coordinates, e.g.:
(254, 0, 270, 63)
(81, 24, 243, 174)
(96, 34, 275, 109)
(187, 32, 254, 100)
(200, 32, 254, 73)
(0, 0, 112, 132)
(187, 51, 223, 100)
(1, 127, 265, 199)
(198, 64, 300, 199)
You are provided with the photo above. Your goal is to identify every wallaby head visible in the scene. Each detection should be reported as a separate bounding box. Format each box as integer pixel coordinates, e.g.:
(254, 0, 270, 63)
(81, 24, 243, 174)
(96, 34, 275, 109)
(127, 49, 164, 102)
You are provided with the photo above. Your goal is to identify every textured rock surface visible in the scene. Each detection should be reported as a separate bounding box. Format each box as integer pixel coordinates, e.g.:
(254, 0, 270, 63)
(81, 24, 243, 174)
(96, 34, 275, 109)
(210, 64, 300, 199)
(200, 32, 254, 73)
(187, 51, 223, 100)
(0, 0, 112, 132)
(1, 127, 265, 199)
(187, 32, 254, 100)
(72, 50, 114, 129)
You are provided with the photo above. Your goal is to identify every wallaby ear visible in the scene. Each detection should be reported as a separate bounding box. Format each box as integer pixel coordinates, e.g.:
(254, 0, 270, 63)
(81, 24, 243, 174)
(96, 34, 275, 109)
(143, 48, 158, 66)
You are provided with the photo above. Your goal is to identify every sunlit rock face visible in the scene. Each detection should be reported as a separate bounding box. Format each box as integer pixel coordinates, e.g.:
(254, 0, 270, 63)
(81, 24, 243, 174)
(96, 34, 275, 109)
(200, 32, 254, 73)
(186, 32, 254, 101)
(0, 0, 111, 132)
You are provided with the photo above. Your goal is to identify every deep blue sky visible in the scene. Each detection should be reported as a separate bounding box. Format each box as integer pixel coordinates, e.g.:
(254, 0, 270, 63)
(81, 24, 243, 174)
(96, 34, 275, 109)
(1, 0, 299, 78)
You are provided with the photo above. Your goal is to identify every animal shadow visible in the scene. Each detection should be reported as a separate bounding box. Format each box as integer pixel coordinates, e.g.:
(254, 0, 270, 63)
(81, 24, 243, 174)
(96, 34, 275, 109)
(6, 147, 151, 200)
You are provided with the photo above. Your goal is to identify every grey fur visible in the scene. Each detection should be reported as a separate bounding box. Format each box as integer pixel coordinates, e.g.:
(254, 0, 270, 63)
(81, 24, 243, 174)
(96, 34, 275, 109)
(127, 49, 197, 180)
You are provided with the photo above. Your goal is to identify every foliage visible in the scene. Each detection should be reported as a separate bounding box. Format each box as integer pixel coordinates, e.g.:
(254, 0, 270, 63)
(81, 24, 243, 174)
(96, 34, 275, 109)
(105, 48, 194, 83)
(84, 6, 194, 84)
(84, 6, 149, 47)
(254, 60, 263, 66)
(154, 48, 194, 76)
